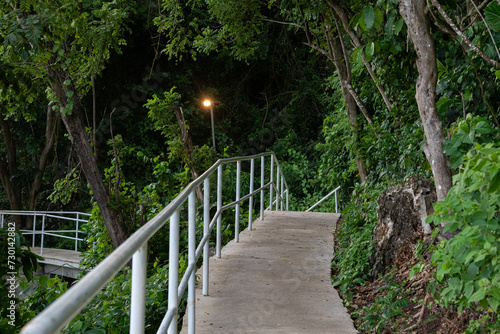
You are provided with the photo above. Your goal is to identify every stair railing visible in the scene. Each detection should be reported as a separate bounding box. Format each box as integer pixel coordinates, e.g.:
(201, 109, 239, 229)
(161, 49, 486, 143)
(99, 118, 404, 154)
(306, 185, 341, 213)
(0, 211, 91, 254)
(21, 152, 289, 334)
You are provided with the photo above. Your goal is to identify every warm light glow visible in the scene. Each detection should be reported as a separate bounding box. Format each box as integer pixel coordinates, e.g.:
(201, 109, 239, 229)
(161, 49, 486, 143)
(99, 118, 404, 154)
(203, 100, 211, 107)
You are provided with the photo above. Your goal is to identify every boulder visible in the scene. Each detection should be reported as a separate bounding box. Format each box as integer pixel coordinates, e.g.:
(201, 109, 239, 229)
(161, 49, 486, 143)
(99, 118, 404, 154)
(370, 176, 436, 278)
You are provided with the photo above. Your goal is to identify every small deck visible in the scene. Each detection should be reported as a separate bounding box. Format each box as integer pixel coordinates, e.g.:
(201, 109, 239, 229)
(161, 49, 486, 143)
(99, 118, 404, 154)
(181, 211, 357, 334)
(31, 247, 84, 279)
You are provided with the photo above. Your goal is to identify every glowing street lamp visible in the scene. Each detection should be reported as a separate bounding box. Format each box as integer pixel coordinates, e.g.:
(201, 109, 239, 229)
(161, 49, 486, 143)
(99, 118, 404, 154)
(203, 99, 219, 152)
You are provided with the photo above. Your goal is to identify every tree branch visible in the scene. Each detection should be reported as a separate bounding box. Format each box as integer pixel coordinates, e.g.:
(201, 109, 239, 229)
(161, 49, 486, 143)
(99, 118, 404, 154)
(328, 0, 393, 111)
(345, 81, 378, 133)
(461, 0, 492, 24)
(304, 42, 333, 61)
(431, 0, 500, 68)
(260, 18, 306, 30)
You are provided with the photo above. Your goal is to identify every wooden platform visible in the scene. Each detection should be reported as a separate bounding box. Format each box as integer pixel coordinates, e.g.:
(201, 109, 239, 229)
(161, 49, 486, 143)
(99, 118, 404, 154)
(180, 211, 357, 334)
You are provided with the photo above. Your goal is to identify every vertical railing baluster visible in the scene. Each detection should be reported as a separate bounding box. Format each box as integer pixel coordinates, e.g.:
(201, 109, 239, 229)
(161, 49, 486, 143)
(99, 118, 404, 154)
(248, 159, 254, 230)
(203, 178, 210, 296)
(167, 209, 180, 334)
(188, 191, 196, 334)
(75, 213, 79, 251)
(270, 155, 274, 210)
(216, 164, 222, 258)
(335, 190, 338, 213)
(0, 212, 3, 228)
(235, 160, 241, 243)
(41, 214, 45, 256)
(130, 242, 148, 334)
(260, 156, 264, 220)
(32, 214, 36, 248)
(280, 175, 284, 211)
(275, 166, 280, 211)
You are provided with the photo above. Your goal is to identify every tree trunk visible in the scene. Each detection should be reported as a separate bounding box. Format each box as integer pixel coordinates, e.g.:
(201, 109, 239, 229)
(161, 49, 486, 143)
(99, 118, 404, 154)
(47, 66, 128, 249)
(325, 25, 368, 182)
(173, 105, 204, 202)
(28, 104, 60, 213)
(0, 114, 23, 227)
(399, 0, 452, 201)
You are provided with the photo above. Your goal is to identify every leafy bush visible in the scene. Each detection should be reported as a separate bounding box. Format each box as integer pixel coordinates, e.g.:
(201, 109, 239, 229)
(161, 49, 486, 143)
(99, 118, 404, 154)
(428, 140, 500, 315)
(332, 181, 383, 293)
(0, 228, 41, 332)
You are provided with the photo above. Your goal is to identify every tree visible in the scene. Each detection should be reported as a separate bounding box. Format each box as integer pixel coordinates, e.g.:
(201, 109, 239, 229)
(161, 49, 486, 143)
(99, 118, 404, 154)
(0, 0, 133, 248)
(0, 57, 61, 227)
(398, 0, 453, 202)
(153, 0, 372, 182)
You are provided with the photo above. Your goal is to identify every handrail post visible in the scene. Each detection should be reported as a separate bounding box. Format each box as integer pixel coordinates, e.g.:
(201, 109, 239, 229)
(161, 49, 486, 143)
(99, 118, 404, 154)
(248, 159, 254, 230)
(32, 214, 36, 248)
(203, 178, 210, 296)
(188, 191, 196, 334)
(275, 166, 280, 211)
(167, 209, 180, 334)
(260, 156, 264, 221)
(75, 213, 79, 251)
(280, 175, 284, 211)
(130, 242, 147, 334)
(286, 189, 289, 211)
(216, 164, 222, 258)
(41, 214, 45, 256)
(270, 156, 274, 210)
(0, 212, 3, 228)
(335, 190, 338, 213)
(235, 160, 241, 243)
(306, 186, 341, 212)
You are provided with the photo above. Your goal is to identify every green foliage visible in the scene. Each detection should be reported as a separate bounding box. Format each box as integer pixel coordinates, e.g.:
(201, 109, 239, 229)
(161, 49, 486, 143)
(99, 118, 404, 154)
(18, 275, 68, 319)
(355, 272, 409, 334)
(49, 166, 81, 205)
(428, 137, 500, 314)
(62, 255, 190, 333)
(485, 2, 500, 32)
(145, 87, 182, 138)
(465, 314, 500, 334)
(0, 228, 42, 332)
(155, 0, 264, 61)
(332, 181, 383, 293)
(80, 206, 115, 270)
(0, 0, 133, 100)
(64, 270, 132, 333)
(443, 115, 497, 169)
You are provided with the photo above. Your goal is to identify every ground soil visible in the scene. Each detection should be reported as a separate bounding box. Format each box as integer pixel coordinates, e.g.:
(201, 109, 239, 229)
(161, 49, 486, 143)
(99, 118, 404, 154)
(333, 218, 484, 334)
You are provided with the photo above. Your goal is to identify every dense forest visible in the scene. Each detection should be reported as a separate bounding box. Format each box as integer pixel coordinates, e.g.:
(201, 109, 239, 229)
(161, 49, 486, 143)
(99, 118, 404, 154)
(1, 0, 500, 332)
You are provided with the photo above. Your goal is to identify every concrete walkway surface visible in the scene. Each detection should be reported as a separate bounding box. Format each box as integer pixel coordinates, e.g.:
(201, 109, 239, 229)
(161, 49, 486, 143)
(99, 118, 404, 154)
(180, 210, 357, 334)
(31, 247, 84, 278)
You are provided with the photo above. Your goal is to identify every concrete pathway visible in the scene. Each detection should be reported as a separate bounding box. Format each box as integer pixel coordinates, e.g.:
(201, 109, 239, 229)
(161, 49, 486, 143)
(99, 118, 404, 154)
(31, 247, 84, 279)
(181, 211, 357, 334)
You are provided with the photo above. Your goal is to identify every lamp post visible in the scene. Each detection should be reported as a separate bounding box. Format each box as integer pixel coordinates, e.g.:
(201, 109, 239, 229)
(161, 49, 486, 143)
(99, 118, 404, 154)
(203, 100, 219, 152)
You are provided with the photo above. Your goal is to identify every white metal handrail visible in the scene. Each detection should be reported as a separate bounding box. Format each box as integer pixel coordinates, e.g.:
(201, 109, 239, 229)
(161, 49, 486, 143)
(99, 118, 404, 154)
(306, 185, 341, 213)
(21, 152, 289, 334)
(0, 211, 91, 255)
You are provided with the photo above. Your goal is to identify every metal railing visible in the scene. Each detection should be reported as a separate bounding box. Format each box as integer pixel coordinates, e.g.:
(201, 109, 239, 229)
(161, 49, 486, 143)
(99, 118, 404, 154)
(306, 185, 341, 213)
(0, 211, 91, 255)
(21, 152, 289, 334)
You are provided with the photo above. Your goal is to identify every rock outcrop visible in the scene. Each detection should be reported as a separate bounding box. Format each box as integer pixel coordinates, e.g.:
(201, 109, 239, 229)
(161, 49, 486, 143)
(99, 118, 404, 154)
(370, 176, 436, 278)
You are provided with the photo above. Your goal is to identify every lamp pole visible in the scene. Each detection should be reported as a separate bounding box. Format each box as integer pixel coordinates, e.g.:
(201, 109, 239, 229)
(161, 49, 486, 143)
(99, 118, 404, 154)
(203, 100, 219, 152)
(210, 104, 216, 152)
